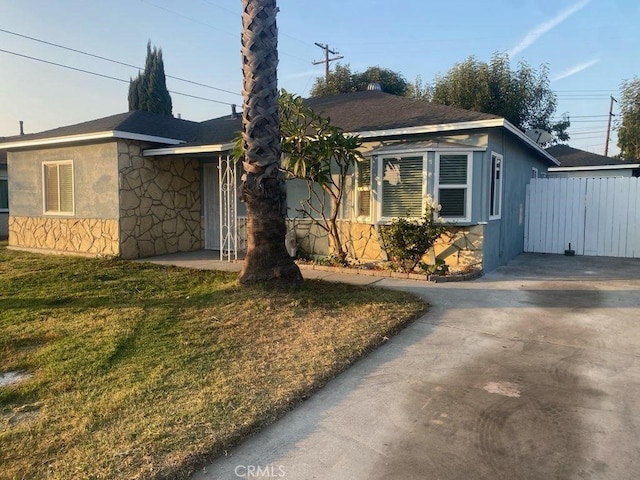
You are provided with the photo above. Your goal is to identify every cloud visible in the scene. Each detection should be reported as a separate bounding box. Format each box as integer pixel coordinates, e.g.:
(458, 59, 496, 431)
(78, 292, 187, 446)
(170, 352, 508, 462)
(508, 0, 591, 57)
(552, 58, 600, 81)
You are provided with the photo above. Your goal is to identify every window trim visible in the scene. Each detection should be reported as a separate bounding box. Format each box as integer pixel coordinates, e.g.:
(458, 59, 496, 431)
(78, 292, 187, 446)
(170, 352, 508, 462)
(0, 176, 8, 213)
(376, 153, 427, 223)
(434, 151, 473, 223)
(42, 160, 75, 215)
(489, 152, 503, 220)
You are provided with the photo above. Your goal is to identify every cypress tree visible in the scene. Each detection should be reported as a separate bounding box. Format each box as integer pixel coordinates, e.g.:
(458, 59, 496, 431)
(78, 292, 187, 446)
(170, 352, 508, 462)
(127, 42, 173, 116)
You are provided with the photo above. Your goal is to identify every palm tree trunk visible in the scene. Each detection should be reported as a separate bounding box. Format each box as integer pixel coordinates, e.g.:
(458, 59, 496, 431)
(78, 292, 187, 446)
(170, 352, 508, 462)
(239, 0, 302, 285)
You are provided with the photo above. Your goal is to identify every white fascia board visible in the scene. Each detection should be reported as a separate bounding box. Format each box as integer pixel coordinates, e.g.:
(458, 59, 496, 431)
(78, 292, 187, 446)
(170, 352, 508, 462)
(352, 118, 505, 138)
(143, 143, 235, 156)
(549, 164, 640, 172)
(0, 130, 185, 149)
(112, 131, 185, 145)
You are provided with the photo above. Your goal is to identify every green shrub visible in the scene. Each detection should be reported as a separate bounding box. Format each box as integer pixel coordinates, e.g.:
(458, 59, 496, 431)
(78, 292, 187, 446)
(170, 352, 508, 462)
(378, 198, 449, 273)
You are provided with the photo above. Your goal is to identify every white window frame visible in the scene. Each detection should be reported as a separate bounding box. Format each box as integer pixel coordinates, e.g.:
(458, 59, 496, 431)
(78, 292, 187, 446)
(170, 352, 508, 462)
(354, 158, 372, 221)
(42, 160, 75, 215)
(531, 167, 539, 179)
(376, 153, 427, 223)
(434, 151, 473, 223)
(489, 152, 503, 220)
(0, 175, 8, 213)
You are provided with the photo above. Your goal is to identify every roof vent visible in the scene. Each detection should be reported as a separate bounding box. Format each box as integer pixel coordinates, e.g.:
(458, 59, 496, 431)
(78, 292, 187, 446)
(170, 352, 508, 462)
(367, 82, 382, 91)
(231, 104, 239, 119)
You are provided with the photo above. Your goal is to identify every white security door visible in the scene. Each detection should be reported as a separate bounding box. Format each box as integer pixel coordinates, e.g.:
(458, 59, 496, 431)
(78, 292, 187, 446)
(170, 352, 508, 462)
(202, 163, 220, 250)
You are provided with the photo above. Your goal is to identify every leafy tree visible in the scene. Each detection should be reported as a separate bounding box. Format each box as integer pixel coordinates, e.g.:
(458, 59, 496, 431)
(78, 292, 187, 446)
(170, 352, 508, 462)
(238, 0, 302, 285)
(406, 75, 432, 100)
(279, 91, 363, 263)
(309, 63, 356, 97)
(310, 64, 409, 97)
(617, 77, 640, 160)
(430, 53, 569, 144)
(128, 42, 173, 116)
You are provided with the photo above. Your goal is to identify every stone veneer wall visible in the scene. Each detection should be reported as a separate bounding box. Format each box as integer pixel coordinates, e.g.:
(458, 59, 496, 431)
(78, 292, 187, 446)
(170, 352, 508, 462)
(8, 216, 119, 255)
(289, 219, 484, 269)
(118, 141, 202, 259)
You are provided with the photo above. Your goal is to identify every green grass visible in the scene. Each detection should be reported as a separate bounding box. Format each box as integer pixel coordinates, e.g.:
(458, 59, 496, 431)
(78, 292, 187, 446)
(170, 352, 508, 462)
(0, 243, 426, 479)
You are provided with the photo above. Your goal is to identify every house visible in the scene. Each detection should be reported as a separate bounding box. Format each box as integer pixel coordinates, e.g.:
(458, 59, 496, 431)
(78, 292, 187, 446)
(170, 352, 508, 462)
(0, 111, 204, 258)
(0, 150, 8, 239)
(546, 144, 640, 178)
(0, 91, 558, 272)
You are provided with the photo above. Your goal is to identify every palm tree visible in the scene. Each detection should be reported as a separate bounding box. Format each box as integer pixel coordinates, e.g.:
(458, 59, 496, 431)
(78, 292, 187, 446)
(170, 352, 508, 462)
(239, 0, 302, 285)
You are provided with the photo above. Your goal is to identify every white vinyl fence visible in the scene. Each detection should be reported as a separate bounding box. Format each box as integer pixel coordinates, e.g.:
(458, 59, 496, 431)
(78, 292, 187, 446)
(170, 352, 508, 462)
(525, 177, 640, 258)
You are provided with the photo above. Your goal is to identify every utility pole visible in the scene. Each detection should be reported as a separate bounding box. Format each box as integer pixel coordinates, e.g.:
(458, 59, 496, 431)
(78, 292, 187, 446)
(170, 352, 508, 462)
(312, 43, 343, 82)
(605, 95, 617, 157)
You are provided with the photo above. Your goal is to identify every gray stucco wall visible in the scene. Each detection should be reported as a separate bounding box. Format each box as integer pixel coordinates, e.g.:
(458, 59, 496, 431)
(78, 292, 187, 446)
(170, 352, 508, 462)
(8, 142, 119, 219)
(483, 129, 550, 272)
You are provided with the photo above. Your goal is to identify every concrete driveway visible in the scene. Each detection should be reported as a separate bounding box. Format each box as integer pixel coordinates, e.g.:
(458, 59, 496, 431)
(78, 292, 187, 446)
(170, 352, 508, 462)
(186, 253, 640, 480)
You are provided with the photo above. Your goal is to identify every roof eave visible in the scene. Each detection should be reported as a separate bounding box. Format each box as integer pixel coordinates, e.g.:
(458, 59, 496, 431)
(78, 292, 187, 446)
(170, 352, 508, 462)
(143, 143, 235, 156)
(353, 118, 559, 166)
(352, 118, 506, 138)
(549, 164, 640, 172)
(0, 130, 186, 150)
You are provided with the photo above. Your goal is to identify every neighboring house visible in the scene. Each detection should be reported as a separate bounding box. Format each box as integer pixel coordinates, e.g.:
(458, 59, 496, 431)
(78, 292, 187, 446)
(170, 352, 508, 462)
(0, 150, 8, 239)
(0, 91, 557, 272)
(546, 144, 640, 178)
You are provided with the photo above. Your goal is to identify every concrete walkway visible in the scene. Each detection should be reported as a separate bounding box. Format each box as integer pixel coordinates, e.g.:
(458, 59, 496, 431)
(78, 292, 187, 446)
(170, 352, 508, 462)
(145, 252, 640, 479)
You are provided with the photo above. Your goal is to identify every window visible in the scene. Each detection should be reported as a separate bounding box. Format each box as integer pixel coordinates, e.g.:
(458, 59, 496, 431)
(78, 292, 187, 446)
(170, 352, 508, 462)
(43, 161, 74, 214)
(436, 153, 472, 221)
(380, 155, 424, 218)
(531, 167, 538, 179)
(0, 177, 7, 212)
(490, 153, 503, 220)
(355, 159, 371, 218)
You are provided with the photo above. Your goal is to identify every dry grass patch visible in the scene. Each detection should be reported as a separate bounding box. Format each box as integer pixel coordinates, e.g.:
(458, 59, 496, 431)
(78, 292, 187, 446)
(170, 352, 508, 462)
(0, 244, 425, 479)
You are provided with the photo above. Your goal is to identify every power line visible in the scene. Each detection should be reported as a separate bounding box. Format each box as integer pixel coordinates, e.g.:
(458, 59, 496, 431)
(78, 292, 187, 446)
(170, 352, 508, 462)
(0, 27, 242, 97)
(0, 48, 235, 106)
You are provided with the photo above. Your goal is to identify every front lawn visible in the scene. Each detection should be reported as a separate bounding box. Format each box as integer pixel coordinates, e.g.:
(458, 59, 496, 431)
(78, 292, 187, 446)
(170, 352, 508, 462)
(0, 244, 425, 479)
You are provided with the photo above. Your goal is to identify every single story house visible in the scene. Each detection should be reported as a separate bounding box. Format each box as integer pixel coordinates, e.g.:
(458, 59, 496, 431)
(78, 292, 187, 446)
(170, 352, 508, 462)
(0, 151, 8, 239)
(0, 91, 558, 272)
(546, 144, 640, 178)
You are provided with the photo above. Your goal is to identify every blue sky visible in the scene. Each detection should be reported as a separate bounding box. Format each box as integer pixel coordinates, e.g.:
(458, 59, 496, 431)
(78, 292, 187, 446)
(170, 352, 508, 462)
(1, 0, 638, 155)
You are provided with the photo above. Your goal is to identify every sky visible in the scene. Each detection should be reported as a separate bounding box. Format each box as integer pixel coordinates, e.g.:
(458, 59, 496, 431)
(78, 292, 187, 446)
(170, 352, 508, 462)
(1, 0, 639, 156)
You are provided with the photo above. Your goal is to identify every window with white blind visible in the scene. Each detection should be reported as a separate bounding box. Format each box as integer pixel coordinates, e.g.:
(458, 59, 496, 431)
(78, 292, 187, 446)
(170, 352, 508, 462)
(436, 152, 472, 222)
(381, 155, 424, 218)
(43, 161, 74, 214)
(490, 152, 503, 220)
(355, 159, 372, 219)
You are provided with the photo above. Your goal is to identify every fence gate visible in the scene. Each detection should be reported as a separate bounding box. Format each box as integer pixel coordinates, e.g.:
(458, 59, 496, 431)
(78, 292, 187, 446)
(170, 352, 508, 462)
(525, 177, 640, 258)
